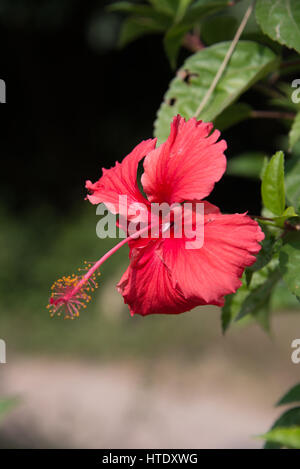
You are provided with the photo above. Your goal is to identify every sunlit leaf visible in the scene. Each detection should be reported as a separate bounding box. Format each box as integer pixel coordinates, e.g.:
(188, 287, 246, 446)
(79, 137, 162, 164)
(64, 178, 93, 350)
(261, 151, 285, 216)
(264, 407, 300, 449)
(155, 41, 278, 143)
(260, 426, 300, 449)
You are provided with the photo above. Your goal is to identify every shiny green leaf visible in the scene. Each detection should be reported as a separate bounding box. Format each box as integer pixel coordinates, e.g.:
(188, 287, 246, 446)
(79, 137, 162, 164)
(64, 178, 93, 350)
(155, 41, 278, 143)
(260, 426, 300, 449)
(261, 151, 285, 216)
(264, 407, 300, 449)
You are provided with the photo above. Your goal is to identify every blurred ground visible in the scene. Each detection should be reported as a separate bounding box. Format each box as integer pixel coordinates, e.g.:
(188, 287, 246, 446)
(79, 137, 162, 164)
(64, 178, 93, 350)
(0, 204, 299, 449)
(0, 311, 299, 449)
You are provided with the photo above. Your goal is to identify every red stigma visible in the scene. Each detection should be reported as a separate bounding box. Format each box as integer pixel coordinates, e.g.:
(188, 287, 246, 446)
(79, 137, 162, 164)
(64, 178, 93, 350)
(47, 263, 100, 319)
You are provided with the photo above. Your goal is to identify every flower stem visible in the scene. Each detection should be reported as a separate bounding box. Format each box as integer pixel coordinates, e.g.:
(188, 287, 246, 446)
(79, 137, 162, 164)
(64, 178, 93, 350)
(68, 225, 150, 299)
(250, 110, 295, 120)
(250, 215, 275, 222)
(194, 1, 254, 119)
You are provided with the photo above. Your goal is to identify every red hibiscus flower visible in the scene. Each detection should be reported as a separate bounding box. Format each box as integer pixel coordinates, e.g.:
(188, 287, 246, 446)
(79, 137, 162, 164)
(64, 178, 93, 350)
(48, 115, 264, 319)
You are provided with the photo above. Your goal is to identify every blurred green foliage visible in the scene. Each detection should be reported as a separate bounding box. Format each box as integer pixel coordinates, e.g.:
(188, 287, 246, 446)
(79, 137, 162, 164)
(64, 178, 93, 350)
(0, 202, 222, 359)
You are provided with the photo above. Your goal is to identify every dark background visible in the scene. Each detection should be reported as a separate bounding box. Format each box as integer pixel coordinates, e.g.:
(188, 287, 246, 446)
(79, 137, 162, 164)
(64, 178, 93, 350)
(0, 0, 294, 346)
(0, 0, 279, 218)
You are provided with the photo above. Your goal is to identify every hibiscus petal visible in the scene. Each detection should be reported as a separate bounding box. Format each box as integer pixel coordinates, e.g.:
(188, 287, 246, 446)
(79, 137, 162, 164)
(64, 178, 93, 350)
(118, 207, 264, 315)
(162, 209, 265, 307)
(117, 240, 202, 316)
(142, 115, 227, 204)
(86, 138, 156, 214)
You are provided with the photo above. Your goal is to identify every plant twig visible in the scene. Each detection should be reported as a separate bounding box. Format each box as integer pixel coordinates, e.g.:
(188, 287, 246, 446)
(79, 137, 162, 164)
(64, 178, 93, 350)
(250, 110, 295, 120)
(249, 215, 275, 222)
(280, 58, 300, 69)
(194, 1, 254, 118)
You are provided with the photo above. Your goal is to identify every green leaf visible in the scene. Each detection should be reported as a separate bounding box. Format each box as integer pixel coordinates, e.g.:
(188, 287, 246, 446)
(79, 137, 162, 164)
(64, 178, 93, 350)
(118, 16, 166, 47)
(222, 249, 282, 333)
(271, 278, 300, 310)
(285, 156, 300, 212)
(260, 156, 269, 180)
(182, 0, 231, 24)
(174, 0, 194, 23)
(256, 0, 300, 54)
(164, 0, 233, 68)
(227, 152, 266, 179)
(149, 0, 194, 22)
(221, 280, 249, 334)
(201, 15, 238, 45)
(273, 206, 298, 228)
(235, 268, 281, 325)
(264, 407, 300, 448)
(149, 0, 179, 17)
(214, 102, 252, 131)
(222, 253, 278, 333)
(277, 383, 300, 406)
(0, 397, 18, 423)
(260, 426, 300, 449)
(203, 0, 280, 50)
(164, 23, 190, 69)
(279, 232, 300, 297)
(289, 112, 300, 151)
(248, 234, 282, 272)
(261, 151, 285, 216)
(154, 41, 278, 143)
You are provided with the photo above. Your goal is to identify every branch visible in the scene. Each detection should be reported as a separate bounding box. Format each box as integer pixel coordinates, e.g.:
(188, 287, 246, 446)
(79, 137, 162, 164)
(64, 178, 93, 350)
(250, 110, 295, 120)
(194, 1, 254, 118)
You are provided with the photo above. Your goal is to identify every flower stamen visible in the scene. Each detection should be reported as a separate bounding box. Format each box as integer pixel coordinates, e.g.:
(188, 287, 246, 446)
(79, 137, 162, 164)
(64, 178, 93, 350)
(47, 263, 100, 319)
(47, 224, 153, 320)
